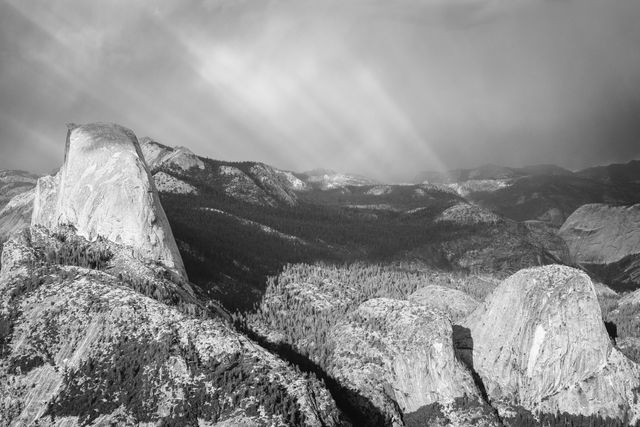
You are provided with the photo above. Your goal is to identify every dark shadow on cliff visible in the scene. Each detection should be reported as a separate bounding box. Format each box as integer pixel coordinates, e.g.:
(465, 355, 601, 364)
(240, 326, 392, 426)
(452, 325, 490, 404)
(605, 321, 618, 343)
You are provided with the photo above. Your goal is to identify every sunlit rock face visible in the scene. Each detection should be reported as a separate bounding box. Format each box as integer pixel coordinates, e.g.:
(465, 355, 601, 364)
(328, 297, 489, 426)
(139, 137, 205, 172)
(0, 170, 39, 247)
(409, 285, 479, 322)
(302, 168, 378, 190)
(559, 203, 640, 264)
(0, 170, 39, 211)
(153, 171, 198, 195)
(216, 163, 304, 207)
(461, 265, 640, 421)
(445, 179, 512, 198)
(0, 227, 341, 426)
(31, 123, 186, 279)
(0, 187, 34, 246)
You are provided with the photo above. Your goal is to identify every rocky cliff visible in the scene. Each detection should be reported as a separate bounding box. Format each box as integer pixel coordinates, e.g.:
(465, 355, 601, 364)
(301, 169, 378, 190)
(408, 285, 479, 322)
(0, 170, 39, 248)
(0, 122, 342, 426)
(559, 203, 640, 265)
(139, 137, 205, 172)
(214, 163, 304, 207)
(0, 170, 39, 212)
(0, 188, 34, 247)
(0, 227, 341, 426)
(31, 123, 186, 279)
(460, 265, 640, 422)
(327, 297, 497, 426)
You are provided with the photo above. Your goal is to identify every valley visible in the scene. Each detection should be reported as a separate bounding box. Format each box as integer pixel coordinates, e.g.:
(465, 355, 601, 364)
(1, 123, 640, 425)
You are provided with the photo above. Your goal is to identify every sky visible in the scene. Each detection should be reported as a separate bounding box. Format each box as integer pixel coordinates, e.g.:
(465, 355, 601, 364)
(1, 0, 639, 182)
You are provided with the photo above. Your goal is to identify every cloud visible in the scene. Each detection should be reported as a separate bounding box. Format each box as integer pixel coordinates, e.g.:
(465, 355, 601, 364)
(1, 0, 639, 180)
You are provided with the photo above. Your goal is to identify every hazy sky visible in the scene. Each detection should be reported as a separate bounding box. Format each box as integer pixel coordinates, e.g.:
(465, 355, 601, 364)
(1, 0, 640, 181)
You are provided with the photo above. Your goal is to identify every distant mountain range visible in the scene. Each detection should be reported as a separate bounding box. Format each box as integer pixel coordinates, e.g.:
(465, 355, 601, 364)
(415, 160, 640, 185)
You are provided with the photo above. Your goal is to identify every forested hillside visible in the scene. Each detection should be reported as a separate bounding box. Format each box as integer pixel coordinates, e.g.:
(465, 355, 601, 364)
(158, 159, 567, 311)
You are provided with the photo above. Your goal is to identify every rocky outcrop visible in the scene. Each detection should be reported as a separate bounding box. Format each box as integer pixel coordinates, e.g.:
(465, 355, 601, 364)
(328, 298, 494, 426)
(153, 171, 198, 195)
(0, 227, 342, 426)
(558, 203, 640, 264)
(409, 285, 479, 322)
(31, 123, 186, 279)
(445, 179, 511, 198)
(460, 265, 640, 422)
(216, 163, 303, 206)
(248, 163, 301, 206)
(302, 169, 378, 190)
(435, 202, 501, 226)
(139, 137, 205, 172)
(0, 170, 39, 247)
(0, 170, 39, 211)
(0, 188, 34, 246)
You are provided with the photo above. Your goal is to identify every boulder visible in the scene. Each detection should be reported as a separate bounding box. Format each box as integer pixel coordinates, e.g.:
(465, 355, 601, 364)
(460, 265, 640, 422)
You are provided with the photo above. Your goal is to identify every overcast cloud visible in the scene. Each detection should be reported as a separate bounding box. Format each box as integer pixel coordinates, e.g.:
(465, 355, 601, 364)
(1, 0, 639, 181)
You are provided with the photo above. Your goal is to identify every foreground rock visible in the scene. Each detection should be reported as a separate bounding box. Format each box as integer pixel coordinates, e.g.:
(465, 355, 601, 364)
(0, 228, 341, 426)
(328, 298, 498, 426)
(31, 123, 186, 279)
(460, 265, 640, 422)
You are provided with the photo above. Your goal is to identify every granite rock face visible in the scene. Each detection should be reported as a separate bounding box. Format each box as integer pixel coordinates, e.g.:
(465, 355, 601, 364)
(301, 169, 378, 190)
(0, 170, 39, 212)
(409, 285, 479, 322)
(0, 227, 341, 426)
(328, 297, 488, 426)
(0, 188, 34, 246)
(461, 265, 640, 422)
(152, 171, 198, 195)
(558, 203, 640, 264)
(0, 170, 39, 248)
(139, 137, 205, 172)
(31, 123, 186, 279)
(217, 164, 303, 207)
